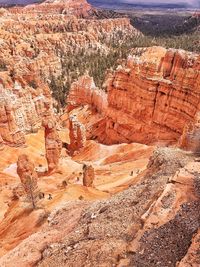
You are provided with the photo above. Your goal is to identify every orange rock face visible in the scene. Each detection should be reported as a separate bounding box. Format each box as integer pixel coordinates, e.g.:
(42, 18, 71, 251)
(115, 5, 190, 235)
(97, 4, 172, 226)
(0, 102, 25, 146)
(67, 75, 108, 113)
(0, 133, 4, 149)
(83, 164, 95, 187)
(1, 147, 198, 267)
(68, 115, 86, 155)
(67, 46, 200, 151)
(0, 74, 52, 146)
(17, 154, 38, 192)
(42, 101, 62, 173)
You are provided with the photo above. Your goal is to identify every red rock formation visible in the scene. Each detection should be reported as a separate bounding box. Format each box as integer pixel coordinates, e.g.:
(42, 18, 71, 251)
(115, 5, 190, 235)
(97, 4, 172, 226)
(23, 0, 92, 17)
(0, 133, 4, 150)
(0, 75, 51, 146)
(67, 75, 108, 113)
(68, 115, 86, 155)
(0, 102, 25, 146)
(178, 111, 200, 152)
(42, 101, 62, 173)
(82, 164, 95, 187)
(67, 46, 200, 151)
(0, 1, 138, 146)
(1, 147, 199, 267)
(17, 154, 38, 193)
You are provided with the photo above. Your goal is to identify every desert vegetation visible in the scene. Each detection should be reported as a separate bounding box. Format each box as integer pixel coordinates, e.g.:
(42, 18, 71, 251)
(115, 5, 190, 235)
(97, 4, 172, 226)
(49, 31, 200, 107)
(22, 174, 39, 209)
(131, 13, 200, 36)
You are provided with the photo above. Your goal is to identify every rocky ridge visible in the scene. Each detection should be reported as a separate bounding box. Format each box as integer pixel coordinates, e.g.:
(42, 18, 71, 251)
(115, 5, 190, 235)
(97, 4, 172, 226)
(67, 46, 200, 150)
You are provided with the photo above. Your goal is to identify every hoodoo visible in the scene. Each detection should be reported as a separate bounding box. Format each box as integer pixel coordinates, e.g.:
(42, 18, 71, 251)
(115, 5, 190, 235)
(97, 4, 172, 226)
(68, 115, 86, 155)
(17, 154, 38, 192)
(42, 101, 62, 173)
(82, 164, 95, 187)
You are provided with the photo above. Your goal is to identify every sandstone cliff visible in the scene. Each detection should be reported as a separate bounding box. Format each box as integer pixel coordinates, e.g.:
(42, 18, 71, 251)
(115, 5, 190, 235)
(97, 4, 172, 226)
(0, 74, 51, 146)
(67, 46, 200, 151)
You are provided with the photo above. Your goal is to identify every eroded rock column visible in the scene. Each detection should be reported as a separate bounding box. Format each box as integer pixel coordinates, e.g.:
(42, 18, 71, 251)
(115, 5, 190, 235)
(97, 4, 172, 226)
(0, 133, 4, 150)
(68, 115, 86, 155)
(42, 101, 62, 173)
(82, 164, 95, 187)
(17, 154, 39, 208)
(17, 154, 38, 192)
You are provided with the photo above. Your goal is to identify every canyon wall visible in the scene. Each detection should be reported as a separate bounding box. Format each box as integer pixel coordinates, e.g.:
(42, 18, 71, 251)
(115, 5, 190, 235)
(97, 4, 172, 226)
(0, 0, 138, 146)
(67, 75, 108, 113)
(0, 74, 51, 146)
(67, 46, 200, 150)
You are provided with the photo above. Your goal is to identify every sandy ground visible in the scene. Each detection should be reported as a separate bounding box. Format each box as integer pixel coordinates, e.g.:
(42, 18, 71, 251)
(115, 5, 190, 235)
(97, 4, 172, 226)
(0, 129, 153, 256)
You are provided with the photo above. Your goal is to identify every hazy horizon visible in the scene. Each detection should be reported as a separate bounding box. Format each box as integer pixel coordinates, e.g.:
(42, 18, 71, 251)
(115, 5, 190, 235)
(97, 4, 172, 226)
(0, 0, 199, 8)
(90, 0, 200, 8)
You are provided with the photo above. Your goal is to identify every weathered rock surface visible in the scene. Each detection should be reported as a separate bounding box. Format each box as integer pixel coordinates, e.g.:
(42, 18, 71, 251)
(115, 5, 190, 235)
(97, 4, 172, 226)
(0, 76, 50, 146)
(68, 115, 86, 155)
(42, 101, 62, 173)
(0, 101, 25, 146)
(0, 133, 4, 149)
(0, 0, 138, 146)
(33, 149, 200, 267)
(17, 154, 38, 194)
(178, 229, 200, 266)
(0, 128, 151, 260)
(82, 164, 95, 187)
(67, 46, 200, 151)
(1, 147, 198, 267)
